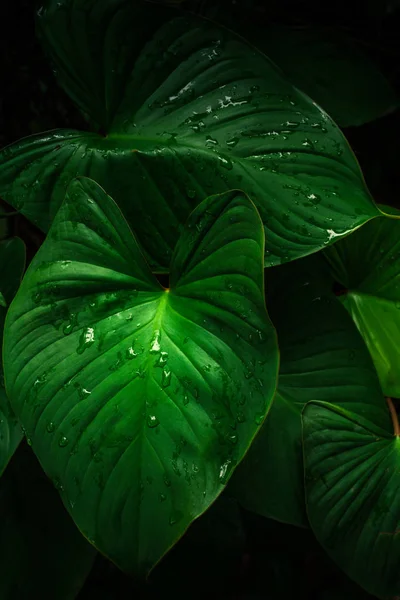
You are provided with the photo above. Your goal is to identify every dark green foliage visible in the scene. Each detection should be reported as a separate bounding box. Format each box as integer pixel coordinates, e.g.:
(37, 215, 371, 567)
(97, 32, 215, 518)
(1, 0, 400, 598)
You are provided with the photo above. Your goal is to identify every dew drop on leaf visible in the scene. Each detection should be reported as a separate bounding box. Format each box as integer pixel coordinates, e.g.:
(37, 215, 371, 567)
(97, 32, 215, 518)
(147, 414, 160, 428)
(59, 435, 69, 448)
(77, 326, 95, 354)
(219, 459, 233, 483)
(150, 329, 161, 353)
(254, 413, 264, 425)
(162, 368, 172, 388)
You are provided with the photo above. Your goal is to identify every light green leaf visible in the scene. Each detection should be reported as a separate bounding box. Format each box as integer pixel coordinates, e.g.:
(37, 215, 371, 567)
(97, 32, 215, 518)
(324, 209, 400, 397)
(0, 444, 96, 599)
(229, 255, 389, 527)
(3, 177, 278, 575)
(0, 0, 380, 270)
(303, 399, 400, 599)
(0, 238, 26, 476)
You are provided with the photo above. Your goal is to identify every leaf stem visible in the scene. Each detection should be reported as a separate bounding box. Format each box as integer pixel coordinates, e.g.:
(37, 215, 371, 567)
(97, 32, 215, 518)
(386, 397, 400, 437)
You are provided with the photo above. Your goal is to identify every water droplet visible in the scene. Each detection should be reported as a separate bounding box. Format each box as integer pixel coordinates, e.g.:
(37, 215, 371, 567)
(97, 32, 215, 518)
(126, 346, 138, 359)
(162, 368, 171, 388)
(159, 493, 167, 502)
(46, 421, 55, 433)
(218, 156, 233, 170)
(186, 189, 196, 199)
(255, 413, 264, 425)
(150, 329, 161, 353)
(77, 327, 95, 354)
(206, 135, 219, 146)
(237, 412, 246, 423)
(219, 459, 233, 483)
(59, 435, 69, 448)
(226, 136, 239, 148)
(157, 351, 169, 367)
(183, 394, 189, 406)
(74, 382, 92, 400)
(147, 414, 159, 428)
(63, 312, 78, 335)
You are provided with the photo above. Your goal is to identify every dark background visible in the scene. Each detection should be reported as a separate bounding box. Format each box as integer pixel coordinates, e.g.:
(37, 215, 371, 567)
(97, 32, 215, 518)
(2, 0, 399, 597)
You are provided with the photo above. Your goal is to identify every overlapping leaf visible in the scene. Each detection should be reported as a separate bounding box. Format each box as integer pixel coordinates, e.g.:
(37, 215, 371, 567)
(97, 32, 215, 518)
(3, 178, 278, 574)
(237, 25, 399, 127)
(229, 255, 389, 527)
(303, 400, 400, 599)
(0, 0, 381, 270)
(324, 209, 400, 397)
(0, 237, 26, 475)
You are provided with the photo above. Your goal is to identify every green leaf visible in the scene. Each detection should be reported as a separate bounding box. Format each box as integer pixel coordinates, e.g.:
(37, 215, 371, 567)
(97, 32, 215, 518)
(228, 255, 389, 527)
(0, 238, 26, 476)
(241, 25, 399, 128)
(3, 177, 278, 575)
(324, 210, 400, 397)
(303, 399, 400, 599)
(0, 443, 96, 599)
(0, 0, 380, 271)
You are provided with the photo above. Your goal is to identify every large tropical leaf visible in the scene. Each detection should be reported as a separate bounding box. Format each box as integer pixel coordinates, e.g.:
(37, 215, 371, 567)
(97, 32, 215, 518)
(303, 399, 400, 599)
(3, 177, 278, 575)
(0, 0, 381, 271)
(228, 255, 389, 527)
(0, 237, 26, 476)
(0, 443, 96, 599)
(324, 209, 400, 397)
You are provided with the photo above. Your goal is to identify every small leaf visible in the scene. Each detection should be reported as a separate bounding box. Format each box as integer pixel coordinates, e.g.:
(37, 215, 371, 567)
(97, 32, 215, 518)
(0, 238, 26, 476)
(324, 208, 400, 397)
(303, 399, 400, 599)
(0, 0, 381, 270)
(3, 177, 278, 575)
(0, 444, 95, 599)
(229, 255, 389, 527)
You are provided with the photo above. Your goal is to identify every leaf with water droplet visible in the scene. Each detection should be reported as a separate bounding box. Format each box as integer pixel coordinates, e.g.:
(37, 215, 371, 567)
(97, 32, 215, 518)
(0, 3, 381, 276)
(3, 180, 278, 576)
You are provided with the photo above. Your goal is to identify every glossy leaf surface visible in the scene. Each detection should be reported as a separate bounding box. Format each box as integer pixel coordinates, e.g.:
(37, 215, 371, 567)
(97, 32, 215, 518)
(324, 211, 400, 397)
(303, 400, 400, 599)
(229, 255, 389, 527)
(0, 0, 380, 270)
(3, 178, 278, 574)
(0, 444, 95, 599)
(0, 238, 26, 475)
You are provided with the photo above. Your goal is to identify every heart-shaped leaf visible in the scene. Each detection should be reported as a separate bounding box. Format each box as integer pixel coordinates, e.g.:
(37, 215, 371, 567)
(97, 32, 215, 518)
(324, 209, 400, 397)
(228, 255, 389, 527)
(0, 0, 380, 271)
(3, 177, 278, 575)
(0, 237, 26, 476)
(0, 443, 96, 599)
(303, 399, 400, 599)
